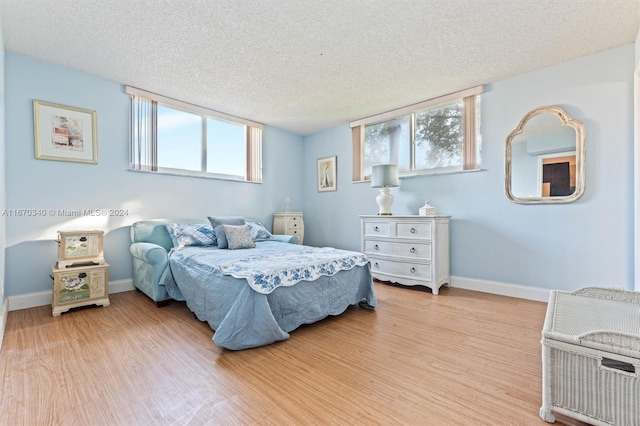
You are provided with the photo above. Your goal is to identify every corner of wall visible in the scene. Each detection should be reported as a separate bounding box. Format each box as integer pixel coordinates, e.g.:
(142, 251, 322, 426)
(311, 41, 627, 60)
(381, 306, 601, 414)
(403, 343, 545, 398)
(0, 18, 7, 350)
(635, 29, 640, 292)
(636, 30, 640, 68)
(0, 297, 8, 351)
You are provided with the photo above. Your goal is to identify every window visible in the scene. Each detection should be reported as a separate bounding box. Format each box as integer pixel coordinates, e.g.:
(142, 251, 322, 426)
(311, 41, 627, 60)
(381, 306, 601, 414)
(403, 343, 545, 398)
(351, 86, 483, 181)
(127, 86, 263, 182)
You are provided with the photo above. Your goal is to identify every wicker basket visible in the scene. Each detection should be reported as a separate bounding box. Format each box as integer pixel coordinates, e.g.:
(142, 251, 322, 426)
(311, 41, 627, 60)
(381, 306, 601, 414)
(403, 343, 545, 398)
(540, 288, 640, 425)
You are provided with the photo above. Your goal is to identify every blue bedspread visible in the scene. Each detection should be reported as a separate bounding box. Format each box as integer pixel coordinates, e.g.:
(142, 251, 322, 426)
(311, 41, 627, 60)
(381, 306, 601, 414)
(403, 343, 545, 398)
(167, 241, 377, 350)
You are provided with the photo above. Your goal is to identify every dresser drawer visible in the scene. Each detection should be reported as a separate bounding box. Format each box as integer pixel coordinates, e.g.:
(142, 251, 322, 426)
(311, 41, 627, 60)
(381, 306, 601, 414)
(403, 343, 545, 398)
(364, 222, 390, 237)
(396, 222, 432, 240)
(370, 258, 432, 282)
(364, 240, 431, 260)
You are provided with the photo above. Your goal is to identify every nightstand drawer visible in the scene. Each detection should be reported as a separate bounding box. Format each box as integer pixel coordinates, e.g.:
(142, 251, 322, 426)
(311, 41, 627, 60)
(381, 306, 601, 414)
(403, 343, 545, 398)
(370, 258, 432, 282)
(285, 217, 302, 228)
(396, 222, 432, 240)
(364, 240, 431, 260)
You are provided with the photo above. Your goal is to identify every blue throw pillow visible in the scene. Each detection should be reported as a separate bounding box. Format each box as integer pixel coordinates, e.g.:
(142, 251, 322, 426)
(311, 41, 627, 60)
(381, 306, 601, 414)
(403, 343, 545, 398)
(207, 216, 246, 249)
(247, 221, 273, 241)
(165, 223, 216, 250)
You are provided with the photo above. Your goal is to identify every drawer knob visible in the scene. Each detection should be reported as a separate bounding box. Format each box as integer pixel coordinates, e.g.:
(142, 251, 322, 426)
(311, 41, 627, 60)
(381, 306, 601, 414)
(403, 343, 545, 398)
(410, 247, 416, 253)
(374, 262, 379, 269)
(410, 227, 416, 234)
(410, 267, 416, 273)
(374, 244, 379, 250)
(374, 226, 379, 232)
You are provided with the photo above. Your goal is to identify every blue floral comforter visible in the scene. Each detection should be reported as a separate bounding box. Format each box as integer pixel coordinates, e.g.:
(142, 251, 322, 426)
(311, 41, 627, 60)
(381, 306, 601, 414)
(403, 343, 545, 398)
(167, 241, 377, 350)
(218, 246, 369, 294)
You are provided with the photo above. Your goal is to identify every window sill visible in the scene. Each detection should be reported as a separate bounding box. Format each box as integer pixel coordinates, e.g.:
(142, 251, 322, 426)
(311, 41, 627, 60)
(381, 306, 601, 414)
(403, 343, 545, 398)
(127, 168, 262, 184)
(352, 168, 485, 184)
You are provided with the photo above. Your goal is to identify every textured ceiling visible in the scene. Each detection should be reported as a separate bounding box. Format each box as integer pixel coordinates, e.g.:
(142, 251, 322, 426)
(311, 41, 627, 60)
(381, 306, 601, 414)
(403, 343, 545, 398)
(1, 0, 638, 135)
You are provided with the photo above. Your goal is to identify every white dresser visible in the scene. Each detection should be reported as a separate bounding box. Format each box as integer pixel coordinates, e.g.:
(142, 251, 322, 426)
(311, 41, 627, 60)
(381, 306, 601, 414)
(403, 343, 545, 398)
(360, 215, 450, 295)
(273, 212, 304, 244)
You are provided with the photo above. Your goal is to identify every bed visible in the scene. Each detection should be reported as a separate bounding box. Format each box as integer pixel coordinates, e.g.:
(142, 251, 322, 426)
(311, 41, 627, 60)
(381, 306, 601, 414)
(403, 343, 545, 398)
(129, 218, 377, 350)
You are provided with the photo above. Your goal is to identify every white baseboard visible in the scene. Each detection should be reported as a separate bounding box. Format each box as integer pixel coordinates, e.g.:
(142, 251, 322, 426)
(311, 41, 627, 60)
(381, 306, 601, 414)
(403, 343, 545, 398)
(7, 279, 135, 311)
(6, 276, 551, 311)
(0, 297, 8, 351)
(450, 275, 550, 302)
(108, 279, 136, 294)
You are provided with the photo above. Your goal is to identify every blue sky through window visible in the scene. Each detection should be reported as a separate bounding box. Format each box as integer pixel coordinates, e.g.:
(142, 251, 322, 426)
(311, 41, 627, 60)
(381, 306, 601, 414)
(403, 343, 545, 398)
(207, 118, 245, 176)
(157, 105, 246, 176)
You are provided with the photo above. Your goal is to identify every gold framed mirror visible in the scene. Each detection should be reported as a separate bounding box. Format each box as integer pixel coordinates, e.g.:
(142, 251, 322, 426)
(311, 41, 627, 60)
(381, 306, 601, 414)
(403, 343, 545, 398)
(505, 106, 585, 204)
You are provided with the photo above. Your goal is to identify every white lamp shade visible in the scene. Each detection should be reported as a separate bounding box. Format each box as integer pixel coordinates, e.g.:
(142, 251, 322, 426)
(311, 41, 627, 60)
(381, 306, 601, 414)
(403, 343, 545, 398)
(371, 164, 399, 188)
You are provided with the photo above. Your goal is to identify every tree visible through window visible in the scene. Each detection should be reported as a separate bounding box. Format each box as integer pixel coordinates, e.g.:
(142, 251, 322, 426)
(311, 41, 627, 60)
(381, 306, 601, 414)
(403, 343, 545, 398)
(364, 115, 410, 175)
(351, 86, 482, 181)
(414, 101, 463, 169)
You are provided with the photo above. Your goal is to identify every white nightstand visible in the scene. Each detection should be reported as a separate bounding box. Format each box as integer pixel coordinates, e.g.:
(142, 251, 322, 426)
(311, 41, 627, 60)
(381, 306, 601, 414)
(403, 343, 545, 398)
(273, 212, 304, 244)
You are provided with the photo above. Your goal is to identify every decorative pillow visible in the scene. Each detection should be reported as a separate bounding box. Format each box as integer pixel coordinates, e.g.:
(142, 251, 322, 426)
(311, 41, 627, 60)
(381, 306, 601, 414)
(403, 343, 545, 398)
(207, 216, 246, 249)
(222, 224, 256, 250)
(247, 221, 273, 241)
(165, 223, 216, 250)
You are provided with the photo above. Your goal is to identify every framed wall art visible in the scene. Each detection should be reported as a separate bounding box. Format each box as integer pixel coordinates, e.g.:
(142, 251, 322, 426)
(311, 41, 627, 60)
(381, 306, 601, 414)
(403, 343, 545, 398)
(317, 155, 337, 192)
(33, 100, 98, 164)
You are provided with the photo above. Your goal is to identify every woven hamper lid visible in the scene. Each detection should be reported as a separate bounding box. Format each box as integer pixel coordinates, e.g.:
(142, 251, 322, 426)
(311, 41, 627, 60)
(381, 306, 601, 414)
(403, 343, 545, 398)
(543, 288, 640, 358)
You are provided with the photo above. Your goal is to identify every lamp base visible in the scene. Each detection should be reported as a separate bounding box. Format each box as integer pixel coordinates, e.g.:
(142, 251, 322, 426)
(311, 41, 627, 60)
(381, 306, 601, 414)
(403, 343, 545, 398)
(376, 187, 394, 215)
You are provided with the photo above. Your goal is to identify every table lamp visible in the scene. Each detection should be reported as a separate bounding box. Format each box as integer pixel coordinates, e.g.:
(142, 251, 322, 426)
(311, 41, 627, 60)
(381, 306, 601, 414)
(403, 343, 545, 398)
(371, 164, 399, 215)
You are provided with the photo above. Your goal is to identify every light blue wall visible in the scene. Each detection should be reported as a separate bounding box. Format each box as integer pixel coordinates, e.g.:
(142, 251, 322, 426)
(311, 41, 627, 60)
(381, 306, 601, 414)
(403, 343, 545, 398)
(303, 44, 635, 291)
(527, 128, 575, 155)
(0, 21, 5, 302)
(3, 43, 636, 297)
(4, 53, 304, 297)
(511, 142, 538, 197)
(512, 129, 576, 197)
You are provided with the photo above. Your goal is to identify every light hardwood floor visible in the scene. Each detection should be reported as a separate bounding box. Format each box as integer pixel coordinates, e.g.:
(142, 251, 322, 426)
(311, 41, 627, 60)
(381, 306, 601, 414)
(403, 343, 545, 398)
(0, 282, 584, 425)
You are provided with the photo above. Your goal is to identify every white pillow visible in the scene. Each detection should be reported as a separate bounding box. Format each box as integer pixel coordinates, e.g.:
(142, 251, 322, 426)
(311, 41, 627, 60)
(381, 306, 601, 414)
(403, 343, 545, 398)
(223, 224, 256, 250)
